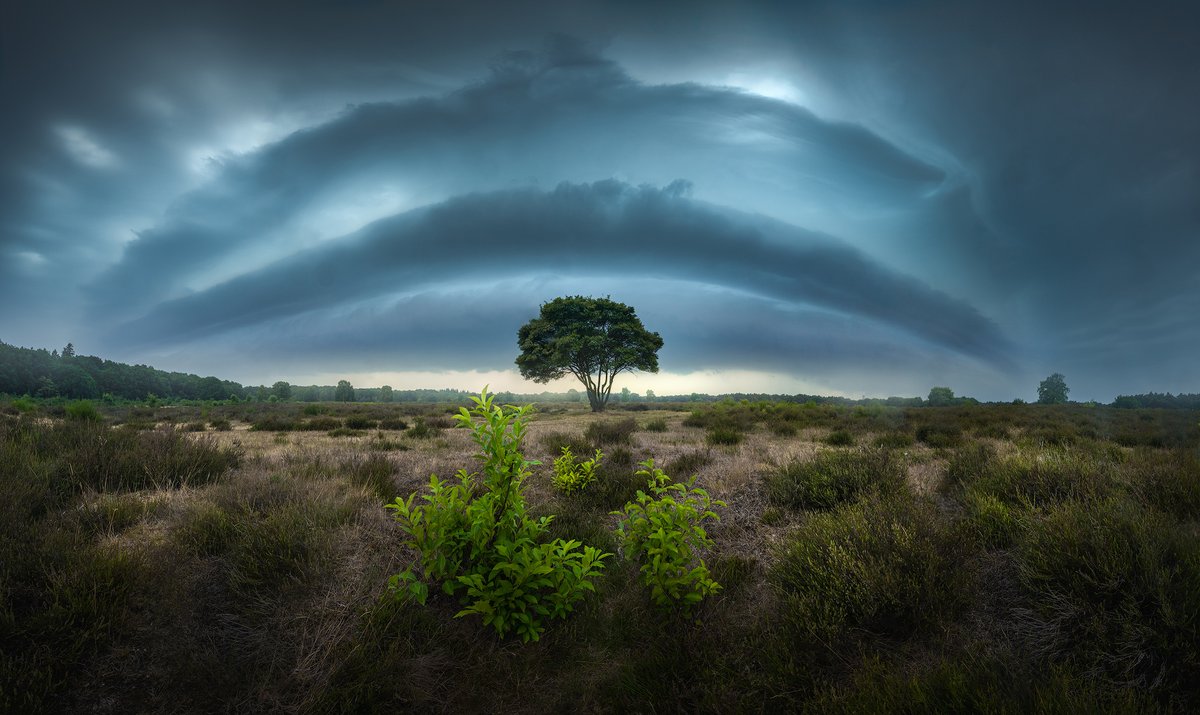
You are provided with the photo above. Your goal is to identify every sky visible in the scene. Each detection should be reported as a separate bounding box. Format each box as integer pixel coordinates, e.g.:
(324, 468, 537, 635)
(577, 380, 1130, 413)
(1, 0, 1197, 401)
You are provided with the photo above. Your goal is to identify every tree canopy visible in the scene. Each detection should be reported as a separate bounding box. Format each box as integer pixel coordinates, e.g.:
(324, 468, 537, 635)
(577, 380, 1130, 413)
(516, 296, 662, 412)
(1037, 373, 1070, 404)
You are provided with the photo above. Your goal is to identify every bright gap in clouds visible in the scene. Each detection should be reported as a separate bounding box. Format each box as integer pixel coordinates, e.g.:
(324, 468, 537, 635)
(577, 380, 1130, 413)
(281, 369, 852, 398)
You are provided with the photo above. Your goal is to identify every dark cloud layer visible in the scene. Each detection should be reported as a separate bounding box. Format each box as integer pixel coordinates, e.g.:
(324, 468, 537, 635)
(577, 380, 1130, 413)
(106, 180, 1009, 367)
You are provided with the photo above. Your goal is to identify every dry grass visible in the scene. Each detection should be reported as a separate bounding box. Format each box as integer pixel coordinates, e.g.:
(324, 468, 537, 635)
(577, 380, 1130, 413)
(5, 399, 1198, 713)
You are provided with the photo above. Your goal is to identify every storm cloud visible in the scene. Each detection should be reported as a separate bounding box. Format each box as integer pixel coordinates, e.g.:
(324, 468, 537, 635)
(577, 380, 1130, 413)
(3, 1, 1197, 399)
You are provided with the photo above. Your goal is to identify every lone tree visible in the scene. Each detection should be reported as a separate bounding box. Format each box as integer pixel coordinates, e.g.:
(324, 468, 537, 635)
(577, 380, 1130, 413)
(927, 386, 955, 406)
(516, 296, 663, 412)
(334, 379, 355, 402)
(1037, 373, 1069, 404)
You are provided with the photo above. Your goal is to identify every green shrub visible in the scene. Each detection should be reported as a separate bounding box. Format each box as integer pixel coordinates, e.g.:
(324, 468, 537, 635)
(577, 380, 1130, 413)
(873, 431, 915, 449)
(1016, 498, 1200, 702)
(379, 417, 409, 431)
(387, 389, 609, 642)
(10, 396, 37, 413)
(551, 446, 603, 495)
(823, 429, 855, 446)
(916, 423, 962, 448)
(302, 404, 327, 415)
(947, 442, 1123, 509)
(209, 418, 233, 431)
(963, 490, 1019, 548)
(766, 449, 905, 511)
(540, 430, 592, 457)
(300, 416, 342, 431)
(705, 426, 743, 446)
(183, 421, 207, 432)
(586, 417, 638, 446)
(1125, 448, 1200, 520)
(344, 415, 378, 430)
(665, 449, 712, 479)
(406, 418, 437, 439)
(251, 416, 300, 432)
(64, 400, 102, 422)
(771, 492, 969, 642)
(643, 418, 668, 433)
(611, 459, 725, 612)
(327, 427, 363, 438)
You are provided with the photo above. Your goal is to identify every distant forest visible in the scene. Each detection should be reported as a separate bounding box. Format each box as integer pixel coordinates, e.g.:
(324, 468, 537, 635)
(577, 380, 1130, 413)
(1, 340, 1197, 408)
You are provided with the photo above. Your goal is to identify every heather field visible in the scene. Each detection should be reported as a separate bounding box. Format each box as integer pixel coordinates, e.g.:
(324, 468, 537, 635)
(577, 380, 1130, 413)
(2, 397, 1198, 713)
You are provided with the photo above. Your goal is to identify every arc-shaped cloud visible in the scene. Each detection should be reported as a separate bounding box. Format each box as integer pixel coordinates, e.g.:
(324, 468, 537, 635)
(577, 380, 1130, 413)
(108, 180, 1010, 367)
(87, 43, 946, 321)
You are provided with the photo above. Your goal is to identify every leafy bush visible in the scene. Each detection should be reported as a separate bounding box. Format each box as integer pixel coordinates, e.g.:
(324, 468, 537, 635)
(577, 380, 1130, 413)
(406, 418, 437, 439)
(705, 426, 743, 446)
(916, 423, 962, 448)
(551, 446, 603, 495)
(1015, 498, 1200, 703)
(387, 389, 609, 642)
(771, 492, 969, 642)
(64, 400, 102, 421)
(611, 459, 725, 612)
(300, 416, 342, 431)
(823, 429, 855, 446)
(643, 418, 668, 433)
(586, 417, 638, 446)
(251, 416, 300, 432)
(10, 396, 37, 413)
(766, 449, 905, 511)
(344, 415, 378, 430)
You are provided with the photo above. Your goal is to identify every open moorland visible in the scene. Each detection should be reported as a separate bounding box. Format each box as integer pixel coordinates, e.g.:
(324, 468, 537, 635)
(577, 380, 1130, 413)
(3, 396, 1198, 713)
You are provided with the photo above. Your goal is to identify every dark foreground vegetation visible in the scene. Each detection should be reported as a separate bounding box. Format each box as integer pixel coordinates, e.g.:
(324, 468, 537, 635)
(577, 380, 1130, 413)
(2, 395, 1197, 712)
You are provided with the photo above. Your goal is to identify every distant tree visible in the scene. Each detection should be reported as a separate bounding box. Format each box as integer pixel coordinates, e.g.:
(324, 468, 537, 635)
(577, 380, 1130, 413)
(35, 377, 58, 398)
(255, 385, 270, 402)
(645, 389, 655, 401)
(335, 379, 355, 402)
(271, 380, 292, 401)
(620, 387, 632, 403)
(380, 385, 394, 403)
(516, 296, 663, 412)
(1037, 373, 1069, 404)
(61, 342, 75, 358)
(927, 386, 955, 406)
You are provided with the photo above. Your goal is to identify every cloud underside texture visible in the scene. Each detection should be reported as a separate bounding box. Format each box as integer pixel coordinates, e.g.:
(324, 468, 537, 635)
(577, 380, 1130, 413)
(82, 47, 1011, 382)
(111, 180, 1009, 371)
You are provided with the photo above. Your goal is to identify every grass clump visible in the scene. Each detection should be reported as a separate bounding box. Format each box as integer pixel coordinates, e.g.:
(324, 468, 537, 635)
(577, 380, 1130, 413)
(944, 442, 1123, 509)
(915, 423, 963, 448)
(873, 431, 915, 449)
(643, 417, 668, 433)
(301, 416, 342, 431)
(406, 417, 438, 439)
(823, 429, 855, 446)
(1015, 498, 1200, 705)
(771, 491, 970, 643)
(344, 415, 377, 430)
(379, 417, 409, 431)
(767, 449, 905, 511)
(585, 417, 638, 446)
(705, 426, 743, 446)
(64, 400, 102, 422)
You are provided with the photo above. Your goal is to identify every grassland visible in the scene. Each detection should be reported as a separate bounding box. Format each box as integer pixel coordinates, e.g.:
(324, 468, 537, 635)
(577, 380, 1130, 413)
(2, 397, 1198, 712)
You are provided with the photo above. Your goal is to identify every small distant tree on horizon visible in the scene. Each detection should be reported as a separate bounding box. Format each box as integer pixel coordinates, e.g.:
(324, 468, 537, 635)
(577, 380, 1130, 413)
(380, 385, 394, 402)
(335, 379, 356, 402)
(516, 296, 663, 412)
(1038, 373, 1069, 404)
(927, 386, 955, 406)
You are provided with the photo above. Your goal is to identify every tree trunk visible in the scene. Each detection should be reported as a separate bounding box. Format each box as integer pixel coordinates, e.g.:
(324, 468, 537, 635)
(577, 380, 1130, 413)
(586, 386, 606, 412)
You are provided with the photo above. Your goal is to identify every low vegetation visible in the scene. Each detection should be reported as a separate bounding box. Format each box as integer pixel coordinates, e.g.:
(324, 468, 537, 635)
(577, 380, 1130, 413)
(1, 394, 1197, 711)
